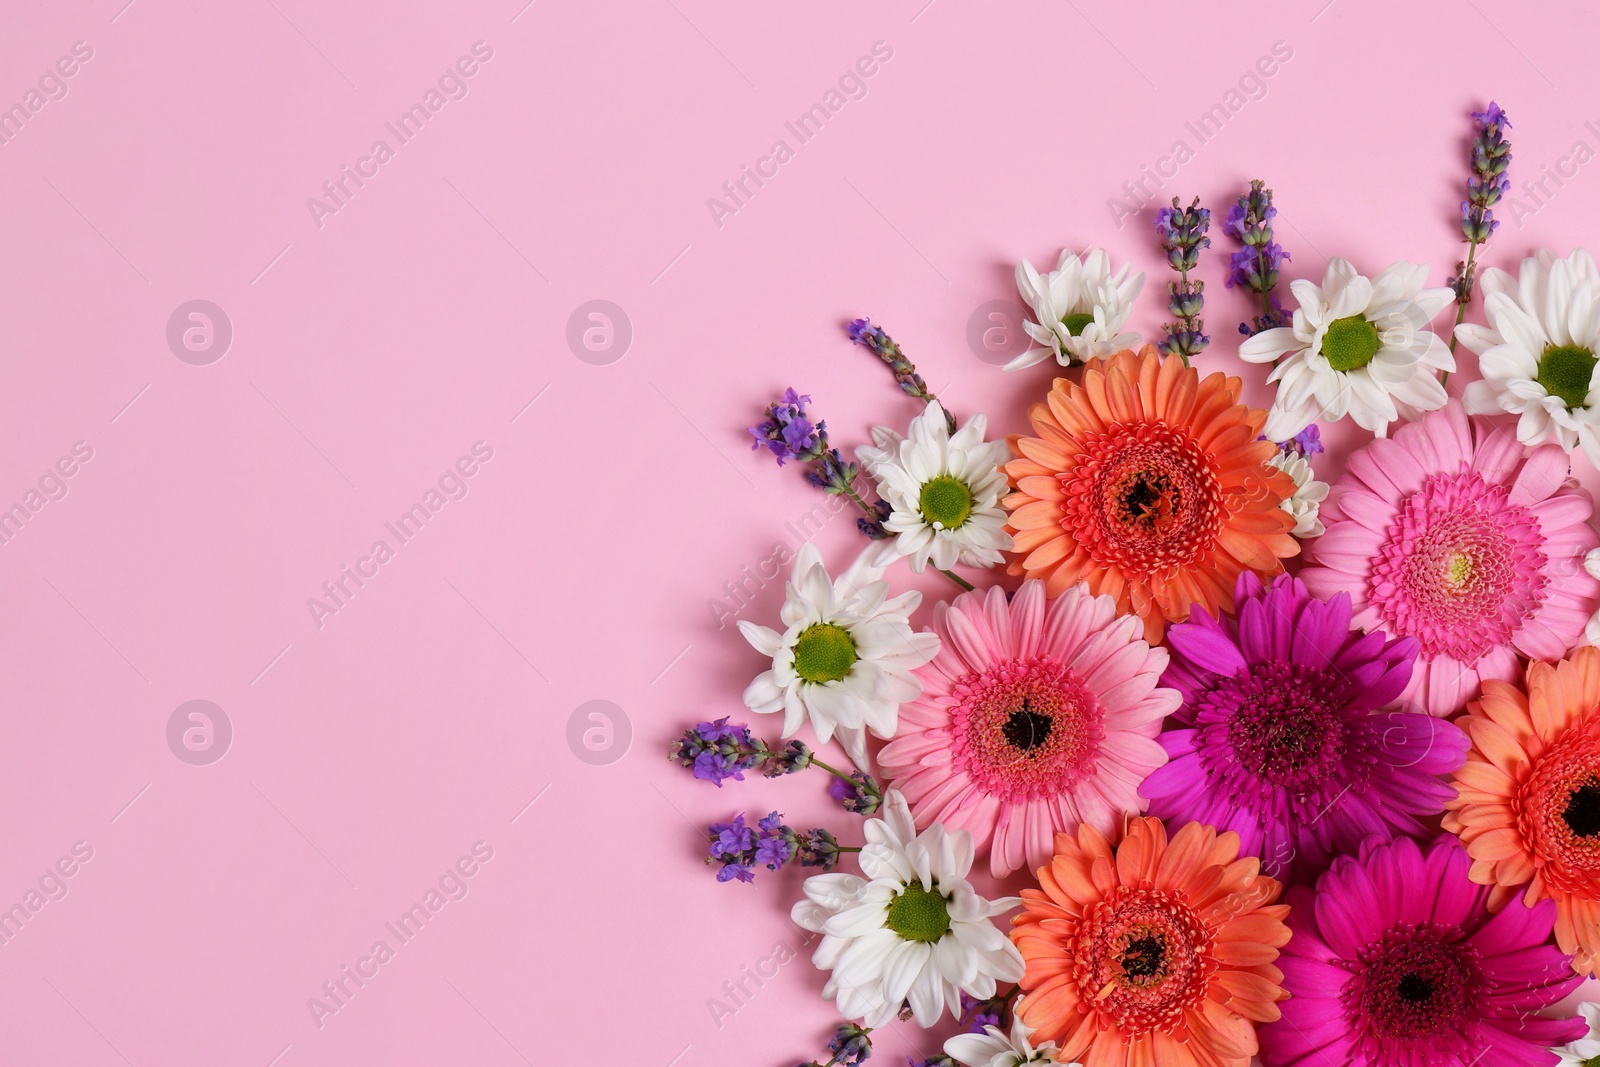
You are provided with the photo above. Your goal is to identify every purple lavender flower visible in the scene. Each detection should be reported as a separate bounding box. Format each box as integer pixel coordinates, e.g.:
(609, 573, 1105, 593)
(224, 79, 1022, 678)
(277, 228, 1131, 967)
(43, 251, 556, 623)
(847, 318, 956, 433)
(749, 389, 890, 539)
(1224, 180, 1291, 337)
(669, 718, 762, 786)
(749, 389, 826, 466)
(1155, 196, 1211, 362)
(828, 1024, 873, 1066)
(705, 812, 842, 882)
(1279, 424, 1324, 456)
(1446, 102, 1512, 347)
(827, 770, 884, 815)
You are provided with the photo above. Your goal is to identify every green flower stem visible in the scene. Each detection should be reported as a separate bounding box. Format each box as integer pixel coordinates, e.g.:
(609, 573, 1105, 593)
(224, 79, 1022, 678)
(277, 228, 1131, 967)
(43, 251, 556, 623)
(940, 568, 976, 592)
(1441, 238, 1485, 388)
(840, 481, 883, 522)
(807, 756, 860, 784)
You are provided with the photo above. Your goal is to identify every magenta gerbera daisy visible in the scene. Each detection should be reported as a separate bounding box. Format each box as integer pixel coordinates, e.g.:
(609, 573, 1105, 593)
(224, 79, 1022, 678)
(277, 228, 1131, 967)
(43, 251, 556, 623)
(1301, 400, 1600, 717)
(1140, 572, 1468, 883)
(1259, 834, 1585, 1067)
(878, 579, 1178, 877)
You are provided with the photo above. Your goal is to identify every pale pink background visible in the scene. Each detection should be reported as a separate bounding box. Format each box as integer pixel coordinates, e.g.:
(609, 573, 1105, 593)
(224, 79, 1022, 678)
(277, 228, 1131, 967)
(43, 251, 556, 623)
(1, 0, 1597, 1064)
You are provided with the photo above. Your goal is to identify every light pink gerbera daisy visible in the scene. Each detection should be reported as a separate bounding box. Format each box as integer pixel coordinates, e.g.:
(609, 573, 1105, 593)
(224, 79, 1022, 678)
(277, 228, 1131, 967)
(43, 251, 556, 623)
(878, 579, 1178, 877)
(1301, 401, 1600, 717)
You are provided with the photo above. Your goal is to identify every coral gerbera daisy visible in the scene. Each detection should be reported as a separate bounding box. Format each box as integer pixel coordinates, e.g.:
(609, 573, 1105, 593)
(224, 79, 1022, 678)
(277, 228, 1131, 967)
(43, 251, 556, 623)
(1300, 401, 1600, 717)
(791, 790, 1024, 1027)
(1259, 834, 1585, 1067)
(1141, 572, 1467, 884)
(1010, 816, 1290, 1067)
(1003, 346, 1300, 643)
(1443, 647, 1600, 976)
(739, 542, 940, 767)
(855, 400, 1013, 573)
(879, 580, 1178, 877)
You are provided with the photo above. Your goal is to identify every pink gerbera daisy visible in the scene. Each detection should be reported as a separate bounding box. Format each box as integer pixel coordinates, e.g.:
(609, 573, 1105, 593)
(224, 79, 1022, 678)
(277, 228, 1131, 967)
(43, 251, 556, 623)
(879, 580, 1178, 877)
(1301, 401, 1600, 717)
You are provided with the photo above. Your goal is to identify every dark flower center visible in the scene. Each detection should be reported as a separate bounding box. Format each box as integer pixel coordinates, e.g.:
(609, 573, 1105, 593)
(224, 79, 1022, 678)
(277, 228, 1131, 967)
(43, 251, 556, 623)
(1002, 701, 1054, 754)
(1355, 926, 1479, 1041)
(1396, 973, 1434, 1004)
(1117, 470, 1179, 532)
(1537, 343, 1598, 409)
(1322, 314, 1382, 371)
(1563, 780, 1600, 838)
(1120, 935, 1166, 981)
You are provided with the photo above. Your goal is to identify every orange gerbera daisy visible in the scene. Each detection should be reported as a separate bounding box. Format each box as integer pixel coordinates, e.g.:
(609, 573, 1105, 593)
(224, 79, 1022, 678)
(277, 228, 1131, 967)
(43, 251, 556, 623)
(1003, 346, 1299, 642)
(1443, 646, 1600, 974)
(1010, 816, 1290, 1067)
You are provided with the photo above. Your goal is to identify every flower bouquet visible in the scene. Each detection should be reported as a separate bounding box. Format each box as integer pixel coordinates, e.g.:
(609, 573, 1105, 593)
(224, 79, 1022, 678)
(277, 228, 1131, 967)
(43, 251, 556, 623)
(671, 101, 1600, 1067)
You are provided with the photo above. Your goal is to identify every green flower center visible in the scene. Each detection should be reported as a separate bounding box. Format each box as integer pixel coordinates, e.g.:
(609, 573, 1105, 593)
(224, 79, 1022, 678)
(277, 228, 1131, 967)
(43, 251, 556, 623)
(1582, 1055, 1600, 1067)
(1445, 551, 1475, 590)
(1321, 314, 1383, 371)
(885, 881, 951, 943)
(918, 475, 974, 530)
(1536, 343, 1598, 409)
(1060, 311, 1095, 336)
(792, 623, 857, 683)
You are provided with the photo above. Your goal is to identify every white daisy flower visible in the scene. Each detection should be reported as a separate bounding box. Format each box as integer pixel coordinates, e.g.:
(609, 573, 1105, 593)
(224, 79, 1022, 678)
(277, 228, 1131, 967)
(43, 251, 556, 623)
(1266, 449, 1328, 538)
(1008, 248, 1143, 370)
(1584, 549, 1600, 648)
(791, 790, 1024, 1027)
(945, 1016, 1069, 1067)
(1459, 248, 1600, 470)
(739, 543, 939, 767)
(1554, 1001, 1600, 1065)
(1239, 257, 1455, 440)
(855, 401, 1013, 574)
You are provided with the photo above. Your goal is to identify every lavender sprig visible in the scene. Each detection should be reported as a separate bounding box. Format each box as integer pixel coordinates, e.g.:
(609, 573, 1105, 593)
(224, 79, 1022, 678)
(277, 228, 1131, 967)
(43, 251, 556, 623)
(795, 1024, 876, 1067)
(1224, 180, 1291, 337)
(1444, 102, 1512, 384)
(671, 719, 885, 812)
(1155, 196, 1212, 363)
(706, 812, 845, 882)
(749, 389, 890, 539)
(848, 318, 958, 434)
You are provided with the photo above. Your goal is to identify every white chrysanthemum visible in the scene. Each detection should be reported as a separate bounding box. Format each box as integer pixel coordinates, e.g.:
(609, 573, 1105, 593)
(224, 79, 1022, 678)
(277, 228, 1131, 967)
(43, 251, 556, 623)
(1239, 257, 1455, 440)
(1555, 1001, 1600, 1065)
(855, 401, 1013, 574)
(946, 1017, 1069, 1067)
(1459, 248, 1600, 470)
(791, 790, 1024, 1027)
(739, 543, 938, 767)
(1266, 449, 1328, 538)
(1007, 248, 1143, 370)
